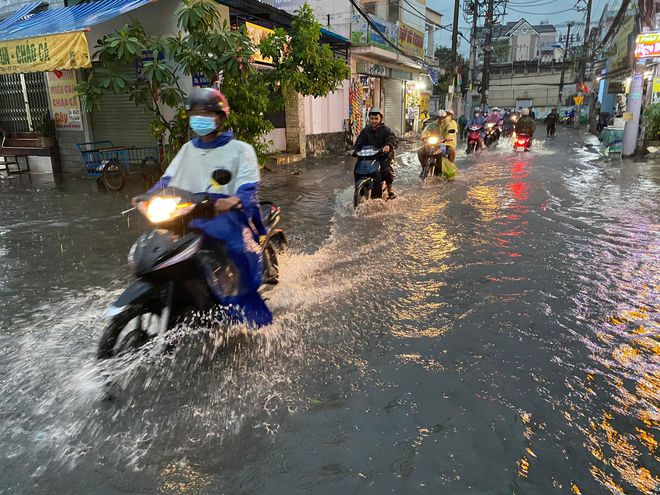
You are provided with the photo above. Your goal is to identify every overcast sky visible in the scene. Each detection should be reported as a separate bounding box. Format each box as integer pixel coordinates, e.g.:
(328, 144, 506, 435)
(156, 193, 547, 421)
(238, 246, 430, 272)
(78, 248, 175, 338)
(427, 0, 606, 53)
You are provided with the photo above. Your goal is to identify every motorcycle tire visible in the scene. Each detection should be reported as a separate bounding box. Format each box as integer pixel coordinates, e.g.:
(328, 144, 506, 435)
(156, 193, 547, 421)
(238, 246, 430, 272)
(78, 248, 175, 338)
(102, 160, 126, 191)
(421, 158, 435, 182)
(353, 178, 372, 209)
(97, 304, 158, 359)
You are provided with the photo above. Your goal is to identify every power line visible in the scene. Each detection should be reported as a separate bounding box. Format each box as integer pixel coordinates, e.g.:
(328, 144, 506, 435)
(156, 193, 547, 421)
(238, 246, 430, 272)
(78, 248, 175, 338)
(506, 6, 578, 15)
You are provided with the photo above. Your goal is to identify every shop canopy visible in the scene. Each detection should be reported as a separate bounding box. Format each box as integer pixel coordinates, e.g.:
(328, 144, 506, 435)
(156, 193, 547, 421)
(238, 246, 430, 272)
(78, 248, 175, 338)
(0, 0, 157, 75)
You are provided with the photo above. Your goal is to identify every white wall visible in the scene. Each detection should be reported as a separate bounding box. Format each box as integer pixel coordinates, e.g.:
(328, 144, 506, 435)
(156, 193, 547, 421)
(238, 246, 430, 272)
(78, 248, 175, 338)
(401, 0, 426, 32)
(304, 80, 350, 135)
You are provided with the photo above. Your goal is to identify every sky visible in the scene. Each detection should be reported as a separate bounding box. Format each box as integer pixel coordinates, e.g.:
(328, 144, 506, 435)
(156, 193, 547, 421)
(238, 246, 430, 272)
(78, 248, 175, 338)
(426, 0, 606, 53)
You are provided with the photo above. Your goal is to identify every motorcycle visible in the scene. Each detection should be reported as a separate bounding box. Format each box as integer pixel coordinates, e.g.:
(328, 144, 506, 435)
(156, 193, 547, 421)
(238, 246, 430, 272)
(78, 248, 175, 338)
(513, 133, 532, 152)
(419, 135, 444, 182)
(97, 169, 286, 359)
(353, 146, 386, 208)
(483, 122, 500, 148)
(466, 125, 482, 154)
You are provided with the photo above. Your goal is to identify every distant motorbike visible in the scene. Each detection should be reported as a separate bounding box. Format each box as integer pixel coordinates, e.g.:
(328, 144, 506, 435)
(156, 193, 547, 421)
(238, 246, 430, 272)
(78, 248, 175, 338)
(483, 122, 500, 148)
(97, 169, 286, 359)
(513, 133, 532, 152)
(466, 125, 482, 154)
(353, 146, 386, 208)
(420, 135, 444, 181)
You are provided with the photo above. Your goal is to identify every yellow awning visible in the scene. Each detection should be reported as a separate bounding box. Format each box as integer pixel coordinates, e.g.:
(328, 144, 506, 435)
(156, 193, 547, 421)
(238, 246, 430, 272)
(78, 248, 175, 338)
(0, 31, 91, 75)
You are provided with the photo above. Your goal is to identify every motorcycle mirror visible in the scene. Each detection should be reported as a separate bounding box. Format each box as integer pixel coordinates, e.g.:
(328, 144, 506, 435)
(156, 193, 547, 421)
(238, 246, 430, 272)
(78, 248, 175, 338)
(212, 169, 232, 185)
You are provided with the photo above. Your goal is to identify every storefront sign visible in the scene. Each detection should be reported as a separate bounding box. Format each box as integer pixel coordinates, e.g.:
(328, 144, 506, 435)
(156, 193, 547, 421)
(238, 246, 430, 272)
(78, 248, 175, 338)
(246, 22, 274, 64)
(398, 23, 424, 59)
(46, 70, 82, 131)
(0, 31, 91, 75)
(634, 32, 660, 59)
(356, 61, 387, 77)
(367, 15, 398, 51)
(351, 14, 369, 44)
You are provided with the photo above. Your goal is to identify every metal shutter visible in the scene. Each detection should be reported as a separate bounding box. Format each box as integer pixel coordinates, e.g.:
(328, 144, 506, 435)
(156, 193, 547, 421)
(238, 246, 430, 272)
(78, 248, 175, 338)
(382, 78, 403, 136)
(90, 88, 156, 147)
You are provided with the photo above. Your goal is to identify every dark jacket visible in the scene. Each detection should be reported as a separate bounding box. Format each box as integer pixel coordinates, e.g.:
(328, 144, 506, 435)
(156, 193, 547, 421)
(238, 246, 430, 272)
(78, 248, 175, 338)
(545, 111, 559, 124)
(355, 123, 398, 162)
(515, 116, 536, 136)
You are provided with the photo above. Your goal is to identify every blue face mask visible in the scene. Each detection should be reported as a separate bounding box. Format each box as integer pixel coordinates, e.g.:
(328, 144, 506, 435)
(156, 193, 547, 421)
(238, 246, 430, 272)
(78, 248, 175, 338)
(190, 116, 217, 136)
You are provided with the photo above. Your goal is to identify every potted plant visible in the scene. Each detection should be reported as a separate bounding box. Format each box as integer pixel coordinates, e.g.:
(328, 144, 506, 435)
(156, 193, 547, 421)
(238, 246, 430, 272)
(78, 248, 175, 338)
(34, 115, 57, 147)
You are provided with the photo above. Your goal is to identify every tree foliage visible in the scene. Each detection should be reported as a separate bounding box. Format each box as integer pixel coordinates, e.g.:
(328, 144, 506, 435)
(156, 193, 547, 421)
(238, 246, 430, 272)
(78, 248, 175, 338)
(433, 46, 469, 99)
(77, 0, 349, 162)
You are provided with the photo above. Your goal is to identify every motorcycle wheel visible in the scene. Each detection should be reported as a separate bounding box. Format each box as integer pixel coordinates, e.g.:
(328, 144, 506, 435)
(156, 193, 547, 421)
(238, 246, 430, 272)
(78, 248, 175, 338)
(353, 178, 372, 209)
(421, 158, 435, 182)
(262, 239, 280, 285)
(97, 304, 160, 359)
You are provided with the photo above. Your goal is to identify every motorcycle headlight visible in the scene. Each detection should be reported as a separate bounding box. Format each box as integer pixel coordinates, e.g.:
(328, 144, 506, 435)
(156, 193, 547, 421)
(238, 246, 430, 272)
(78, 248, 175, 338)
(485, 123, 494, 129)
(137, 197, 195, 224)
(426, 136, 439, 145)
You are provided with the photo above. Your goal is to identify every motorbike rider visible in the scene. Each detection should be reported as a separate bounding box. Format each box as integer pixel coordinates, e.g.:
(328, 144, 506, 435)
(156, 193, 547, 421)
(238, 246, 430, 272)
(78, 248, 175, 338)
(502, 108, 514, 136)
(418, 109, 446, 170)
(515, 107, 536, 137)
(545, 107, 559, 136)
(485, 107, 502, 139)
(145, 87, 272, 327)
(354, 107, 399, 200)
(440, 109, 458, 162)
(466, 108, 486, 149)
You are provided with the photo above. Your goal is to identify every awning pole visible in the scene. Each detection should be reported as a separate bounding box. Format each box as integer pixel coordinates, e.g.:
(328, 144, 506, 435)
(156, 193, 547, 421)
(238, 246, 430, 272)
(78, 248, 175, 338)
(19, 73, 34, 131)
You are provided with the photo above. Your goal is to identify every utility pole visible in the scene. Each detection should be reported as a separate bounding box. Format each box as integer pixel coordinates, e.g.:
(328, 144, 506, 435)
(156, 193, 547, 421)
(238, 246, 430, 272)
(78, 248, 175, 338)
(557, 22, 572, 108)
(480, 0, 494, 107)
(468, 0, 479, 115)
(575, 0, 592, 129)
(448, 0, 461, 111)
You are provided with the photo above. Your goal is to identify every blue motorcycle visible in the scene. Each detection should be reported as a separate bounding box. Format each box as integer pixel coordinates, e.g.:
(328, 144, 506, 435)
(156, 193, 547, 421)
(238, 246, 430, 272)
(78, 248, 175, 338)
(353, 146, 385, 208)
(97, 170, 286, 359)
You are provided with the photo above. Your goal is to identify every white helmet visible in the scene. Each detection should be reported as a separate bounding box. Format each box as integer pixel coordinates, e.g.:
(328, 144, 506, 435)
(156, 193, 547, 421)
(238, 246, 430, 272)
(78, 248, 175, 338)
(437, 110, 447, 118)
(522, 108, 530, 116)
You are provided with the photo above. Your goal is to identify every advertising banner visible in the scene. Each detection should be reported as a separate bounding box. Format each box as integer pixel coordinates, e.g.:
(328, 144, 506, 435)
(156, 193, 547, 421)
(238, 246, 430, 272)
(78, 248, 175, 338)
(634, 32, 660, 59)
(398, 22, 425, 59)
(246, 22, 275, 64)
(0, 31, 91, 75)
(46, 70, 82, 131)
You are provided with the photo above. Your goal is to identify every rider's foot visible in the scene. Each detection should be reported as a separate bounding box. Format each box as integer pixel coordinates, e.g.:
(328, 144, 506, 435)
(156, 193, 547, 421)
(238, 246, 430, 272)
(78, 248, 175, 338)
(388, 191, 398, 200)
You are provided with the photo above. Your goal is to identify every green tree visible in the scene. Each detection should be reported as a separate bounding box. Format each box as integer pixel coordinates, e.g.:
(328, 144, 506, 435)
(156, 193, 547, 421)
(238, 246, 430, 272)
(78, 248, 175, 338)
(77, 0, 349, 163)
(433, 46, 469, 101)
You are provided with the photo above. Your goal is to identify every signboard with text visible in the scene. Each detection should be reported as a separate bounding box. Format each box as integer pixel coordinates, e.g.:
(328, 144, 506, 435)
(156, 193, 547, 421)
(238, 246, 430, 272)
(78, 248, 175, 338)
(634, 32, 660, 58)
(46, 70, 82, 131)
(398, 22, 424, 59)
(0, 31, 91, 75)
(246, 22, 275, 64)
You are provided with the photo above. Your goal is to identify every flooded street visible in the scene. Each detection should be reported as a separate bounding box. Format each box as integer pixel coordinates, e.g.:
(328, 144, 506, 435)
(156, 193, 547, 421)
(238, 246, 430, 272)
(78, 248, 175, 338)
(0, 130, 658, 494)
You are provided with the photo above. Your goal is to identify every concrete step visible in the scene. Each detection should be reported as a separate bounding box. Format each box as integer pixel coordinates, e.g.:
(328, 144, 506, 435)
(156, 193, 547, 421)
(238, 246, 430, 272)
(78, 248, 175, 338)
(275, 153, 306, 165)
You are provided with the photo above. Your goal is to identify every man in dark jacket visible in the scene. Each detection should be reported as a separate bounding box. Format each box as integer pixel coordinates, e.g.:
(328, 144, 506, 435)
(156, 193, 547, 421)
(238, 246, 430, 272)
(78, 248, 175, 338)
(545, 107, 559, 136)
(515, 108, 536, 136)
(354, 107, 399, 199)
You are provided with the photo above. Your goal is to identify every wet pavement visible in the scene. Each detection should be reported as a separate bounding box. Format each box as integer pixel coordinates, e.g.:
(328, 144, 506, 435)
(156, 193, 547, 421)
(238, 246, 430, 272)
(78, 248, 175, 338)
(0, 129, 658, 494)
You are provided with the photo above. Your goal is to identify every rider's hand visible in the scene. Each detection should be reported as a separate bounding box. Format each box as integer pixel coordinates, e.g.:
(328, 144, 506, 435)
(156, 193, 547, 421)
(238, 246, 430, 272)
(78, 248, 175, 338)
(382, 145, 391, 154)
(214, 196, 241, 214)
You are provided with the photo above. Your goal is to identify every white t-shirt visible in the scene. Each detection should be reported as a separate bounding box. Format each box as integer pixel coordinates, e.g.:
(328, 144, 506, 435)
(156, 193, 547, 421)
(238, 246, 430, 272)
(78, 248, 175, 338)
(164, 139, 260, 195)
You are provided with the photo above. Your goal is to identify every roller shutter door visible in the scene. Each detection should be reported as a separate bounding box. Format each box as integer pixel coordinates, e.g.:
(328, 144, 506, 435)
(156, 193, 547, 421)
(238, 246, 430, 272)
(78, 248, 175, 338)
(90, 82, 155, 147)
(382, 78, 404, 136)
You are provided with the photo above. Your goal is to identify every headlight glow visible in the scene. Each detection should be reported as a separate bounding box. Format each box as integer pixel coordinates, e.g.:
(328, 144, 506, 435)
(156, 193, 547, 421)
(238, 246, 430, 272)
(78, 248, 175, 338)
(427, 136, 439, 145)
(138, 197, 195, 224)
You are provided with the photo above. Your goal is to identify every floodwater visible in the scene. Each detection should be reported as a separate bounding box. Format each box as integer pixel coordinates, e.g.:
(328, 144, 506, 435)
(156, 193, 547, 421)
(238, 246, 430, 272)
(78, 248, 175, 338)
(0, 130, 658, 494)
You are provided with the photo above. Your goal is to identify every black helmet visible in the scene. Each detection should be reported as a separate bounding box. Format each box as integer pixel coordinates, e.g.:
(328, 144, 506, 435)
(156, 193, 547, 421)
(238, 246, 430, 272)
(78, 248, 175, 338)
(186, 87, 230, 115)
(368, 106, 383, 118)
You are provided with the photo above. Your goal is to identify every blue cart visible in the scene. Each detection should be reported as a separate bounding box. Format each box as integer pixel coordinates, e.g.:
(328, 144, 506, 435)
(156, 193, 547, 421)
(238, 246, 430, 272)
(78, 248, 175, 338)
(76, 141, 162, 191)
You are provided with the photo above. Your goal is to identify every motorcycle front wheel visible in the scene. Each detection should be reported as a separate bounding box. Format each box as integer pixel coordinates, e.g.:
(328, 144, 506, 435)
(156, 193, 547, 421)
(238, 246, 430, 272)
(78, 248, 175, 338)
(97, 304, 162, 359)
(421, 158, 435, 182)
(353, 178, 372, 209)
